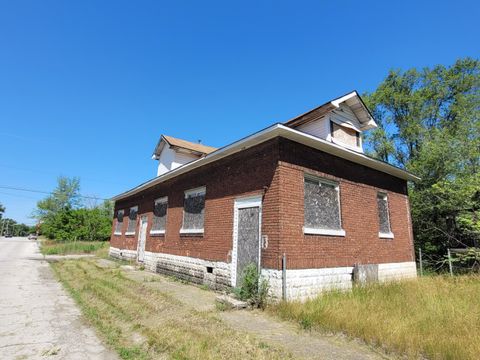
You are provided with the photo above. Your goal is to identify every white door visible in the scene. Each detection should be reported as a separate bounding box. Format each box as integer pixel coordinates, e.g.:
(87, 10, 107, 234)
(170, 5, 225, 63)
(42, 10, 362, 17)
(137, 216, 148, 262)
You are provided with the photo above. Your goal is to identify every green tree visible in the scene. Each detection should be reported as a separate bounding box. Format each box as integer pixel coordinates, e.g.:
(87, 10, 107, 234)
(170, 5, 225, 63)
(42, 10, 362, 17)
(0, 202, 5, 220)
(35, 176, 81, 221)
(364, 58, 480, 260)
(35, 177, 112, 241)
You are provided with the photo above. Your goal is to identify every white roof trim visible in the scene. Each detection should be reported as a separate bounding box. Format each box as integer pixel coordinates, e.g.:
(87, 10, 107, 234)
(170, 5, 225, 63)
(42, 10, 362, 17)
(112, 124, 419, 201)
(331, 91, 377, 131)
(331, 91, 359, 107)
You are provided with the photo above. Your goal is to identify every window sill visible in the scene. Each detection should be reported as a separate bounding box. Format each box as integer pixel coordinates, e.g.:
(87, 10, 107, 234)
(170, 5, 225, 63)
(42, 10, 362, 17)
(379, 232, 394, 239)
(113, 232, 122, 236)
(125, 232, 135, 236)
(304, 227, 346, 237)
(150, 230, 165, 237)
(180, 228, 204, 236)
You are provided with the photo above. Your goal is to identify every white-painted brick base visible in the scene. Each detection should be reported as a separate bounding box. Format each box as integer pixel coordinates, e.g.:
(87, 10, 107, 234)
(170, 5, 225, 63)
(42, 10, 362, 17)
(109, 247, 230, 289)
(262, 266, 353, 301)
(262, 261, 417, 301)
(143, 251, 231, 289)
(109, 247, 417, 301)
(109, 246, 137, 261)
(378, 261, 417, 282)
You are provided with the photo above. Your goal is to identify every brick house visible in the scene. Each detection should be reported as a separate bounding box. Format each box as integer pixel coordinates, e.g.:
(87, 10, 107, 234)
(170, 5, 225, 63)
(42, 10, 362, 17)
(109, 91, 419, 300)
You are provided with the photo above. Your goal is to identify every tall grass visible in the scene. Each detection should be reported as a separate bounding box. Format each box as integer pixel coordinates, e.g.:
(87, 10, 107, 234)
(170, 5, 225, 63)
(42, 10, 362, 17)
(52, 259, 291, 360)
(269, 276, 480, 359)
(40, 239, 109, 255)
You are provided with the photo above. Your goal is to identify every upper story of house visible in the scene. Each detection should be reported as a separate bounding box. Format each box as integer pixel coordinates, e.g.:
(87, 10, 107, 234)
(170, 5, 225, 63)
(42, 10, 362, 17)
(151, 91, 377, 177)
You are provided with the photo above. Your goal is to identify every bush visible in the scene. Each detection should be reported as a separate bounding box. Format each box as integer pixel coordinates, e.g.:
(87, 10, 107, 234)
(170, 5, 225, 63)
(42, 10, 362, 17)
(40, 205, 112, 242)
(235, 263, 270, 309)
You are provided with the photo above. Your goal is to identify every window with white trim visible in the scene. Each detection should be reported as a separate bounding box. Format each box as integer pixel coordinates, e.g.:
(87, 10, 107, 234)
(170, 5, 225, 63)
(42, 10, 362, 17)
(330, 121, 361, 148)
(304, 175, 345, 236)
(151, 197, 167, 234)
(125, 206, 138, 235)
(114, 210, 124, 235)
(181, 187, 205, 233)
(377, 193, 393, 238)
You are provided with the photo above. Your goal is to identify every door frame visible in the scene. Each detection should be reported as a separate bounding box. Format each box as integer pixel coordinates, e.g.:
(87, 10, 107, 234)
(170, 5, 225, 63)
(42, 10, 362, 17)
(137, 215, 148, 262)
(231, 195, 262, 287)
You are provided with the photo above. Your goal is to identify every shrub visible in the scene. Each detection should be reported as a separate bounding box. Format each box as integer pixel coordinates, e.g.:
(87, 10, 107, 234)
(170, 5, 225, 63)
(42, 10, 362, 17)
(235, 263, 270, 309)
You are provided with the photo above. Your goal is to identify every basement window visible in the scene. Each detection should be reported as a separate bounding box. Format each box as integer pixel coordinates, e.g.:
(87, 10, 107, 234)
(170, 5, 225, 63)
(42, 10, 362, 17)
(125, 206, 138, 235)
(303, 175, 345, 236)
(151, 197, 167, 235)
(180, 187, 206, 234)
(114, 210, 124, 235)
(377, 193, 394, 238)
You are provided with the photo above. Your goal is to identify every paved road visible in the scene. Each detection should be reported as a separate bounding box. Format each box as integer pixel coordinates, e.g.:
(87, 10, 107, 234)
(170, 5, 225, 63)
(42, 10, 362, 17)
(0, 237, 118, 360)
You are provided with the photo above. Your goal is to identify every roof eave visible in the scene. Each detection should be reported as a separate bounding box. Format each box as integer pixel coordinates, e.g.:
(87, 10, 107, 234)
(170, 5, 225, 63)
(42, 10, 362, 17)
(112, 125, 419, 201)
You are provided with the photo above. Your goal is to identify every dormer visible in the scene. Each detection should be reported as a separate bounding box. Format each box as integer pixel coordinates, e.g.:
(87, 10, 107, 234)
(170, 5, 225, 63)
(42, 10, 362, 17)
(284, 91, 377, 152)
(152, 135, 217, 176)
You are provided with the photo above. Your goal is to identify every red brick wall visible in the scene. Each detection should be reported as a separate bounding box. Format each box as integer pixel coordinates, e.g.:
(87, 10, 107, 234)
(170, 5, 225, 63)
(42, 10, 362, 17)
(276, 138, 415, 269)
(110, 137, 415, 271)
(110, 139, 281, 268)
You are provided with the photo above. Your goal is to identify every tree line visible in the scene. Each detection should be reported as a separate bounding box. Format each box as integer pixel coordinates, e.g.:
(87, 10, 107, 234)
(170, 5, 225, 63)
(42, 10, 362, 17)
(0, 203, 35, 236)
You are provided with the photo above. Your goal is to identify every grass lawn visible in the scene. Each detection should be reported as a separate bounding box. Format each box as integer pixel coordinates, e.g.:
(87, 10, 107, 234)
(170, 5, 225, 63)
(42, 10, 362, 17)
(51, 259, 290, 360)
(269, 275, 480, 359)
(40, 238, 110, 256)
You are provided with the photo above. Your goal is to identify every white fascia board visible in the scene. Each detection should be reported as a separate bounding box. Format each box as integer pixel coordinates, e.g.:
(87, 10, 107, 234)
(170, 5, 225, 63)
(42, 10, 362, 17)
(111, 124, 419, 201)
(330, 91, 358, 107)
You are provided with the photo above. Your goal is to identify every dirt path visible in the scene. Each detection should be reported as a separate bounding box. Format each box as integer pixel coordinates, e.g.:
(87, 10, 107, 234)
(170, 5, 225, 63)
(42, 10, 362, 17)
(116, 261, 388, 360)
(0, 238, 118, 360)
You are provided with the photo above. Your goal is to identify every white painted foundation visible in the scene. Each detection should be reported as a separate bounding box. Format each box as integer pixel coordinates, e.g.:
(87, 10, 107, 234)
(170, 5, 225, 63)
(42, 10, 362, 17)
(109, 247, 231, 289)
(261, 266, 354, 301)
(109, 247, 137, 261)
(378, 261, 418, 282)
(262, 261, 417, 301)
(110, 246, 416, 301)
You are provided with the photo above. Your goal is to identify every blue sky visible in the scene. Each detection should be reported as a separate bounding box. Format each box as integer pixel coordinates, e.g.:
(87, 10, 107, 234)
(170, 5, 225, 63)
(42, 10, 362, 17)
(1, 0, 479, 224)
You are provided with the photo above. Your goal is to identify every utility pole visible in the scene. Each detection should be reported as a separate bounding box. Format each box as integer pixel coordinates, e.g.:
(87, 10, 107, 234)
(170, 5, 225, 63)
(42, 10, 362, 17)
(0, 219, 4, 237)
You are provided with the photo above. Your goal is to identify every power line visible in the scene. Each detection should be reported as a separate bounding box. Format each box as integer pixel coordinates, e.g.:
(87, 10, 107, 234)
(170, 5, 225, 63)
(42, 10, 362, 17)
(0, 185, 109, 201)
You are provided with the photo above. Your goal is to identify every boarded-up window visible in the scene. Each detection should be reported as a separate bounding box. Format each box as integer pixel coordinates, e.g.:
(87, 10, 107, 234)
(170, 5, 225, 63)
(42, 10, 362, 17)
(331, 122, 360, 148)
(126, 206, 138, 234)
(152, 197, 167, 232)
(377, 193, 391, 235)
(182, 187, 206, 231)
(114, 210, 124, 234)
(304, 176, 342, 230)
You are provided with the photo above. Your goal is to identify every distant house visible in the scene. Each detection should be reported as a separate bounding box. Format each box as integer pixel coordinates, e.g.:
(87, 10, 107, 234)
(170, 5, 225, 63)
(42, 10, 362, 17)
(109, 91, 418, 300)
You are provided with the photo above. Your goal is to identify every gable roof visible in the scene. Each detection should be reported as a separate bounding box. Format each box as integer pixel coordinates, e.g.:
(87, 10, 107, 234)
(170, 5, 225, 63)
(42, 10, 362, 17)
(284, 90, 377, 131)
(113, 123, 419, 201)
(152, 135, 218, 159)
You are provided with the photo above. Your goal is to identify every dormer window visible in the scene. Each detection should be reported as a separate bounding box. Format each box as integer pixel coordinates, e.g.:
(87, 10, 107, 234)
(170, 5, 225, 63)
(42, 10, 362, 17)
(330, 121, 361, 149)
